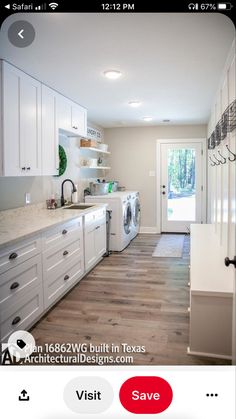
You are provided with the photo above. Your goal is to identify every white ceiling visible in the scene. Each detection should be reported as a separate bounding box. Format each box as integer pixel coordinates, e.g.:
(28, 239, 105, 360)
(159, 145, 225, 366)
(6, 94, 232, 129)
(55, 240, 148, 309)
(0, 13, 235, 127)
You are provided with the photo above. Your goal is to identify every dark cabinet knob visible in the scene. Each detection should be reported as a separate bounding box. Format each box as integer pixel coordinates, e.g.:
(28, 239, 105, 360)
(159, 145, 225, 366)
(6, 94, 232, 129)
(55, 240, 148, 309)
(9, 252, 18, 260)
(64, 274, 70, 281)
(224, 256, 236, 268)
(62, 229, 67, 235)
(22, 167, 26, 170)
(26, 167, 31, 170)
(95, 225, 100, 230)
(162, 191, 166, 195)
(63, 250, 69, 256)
(10, 282, 20, 290)
(162, 185, 166, 188)
(12, 316, 21, 325)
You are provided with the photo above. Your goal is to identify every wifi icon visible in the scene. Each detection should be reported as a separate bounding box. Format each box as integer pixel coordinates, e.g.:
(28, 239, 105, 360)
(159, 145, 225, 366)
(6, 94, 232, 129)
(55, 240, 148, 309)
(49, 2, 58, 10)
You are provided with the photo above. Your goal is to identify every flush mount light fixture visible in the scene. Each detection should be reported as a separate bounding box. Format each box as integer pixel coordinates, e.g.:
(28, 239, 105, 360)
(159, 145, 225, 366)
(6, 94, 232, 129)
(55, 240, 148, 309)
(128, 101, 141, 107)
(103, 70, 122, 79)
(163, 119, 170, 122)
(142, 116, 153, 122)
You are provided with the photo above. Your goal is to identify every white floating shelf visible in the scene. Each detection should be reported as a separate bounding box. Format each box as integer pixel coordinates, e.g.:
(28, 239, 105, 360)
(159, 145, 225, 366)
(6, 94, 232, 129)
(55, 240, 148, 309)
(80, 166, 111, 170)
(80, 147, 110, 155)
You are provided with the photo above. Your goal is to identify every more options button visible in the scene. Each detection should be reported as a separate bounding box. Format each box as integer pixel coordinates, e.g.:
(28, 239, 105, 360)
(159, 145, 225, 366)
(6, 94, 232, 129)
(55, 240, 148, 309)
(119, 376, 173, 414)
(63, 376, 114, 414)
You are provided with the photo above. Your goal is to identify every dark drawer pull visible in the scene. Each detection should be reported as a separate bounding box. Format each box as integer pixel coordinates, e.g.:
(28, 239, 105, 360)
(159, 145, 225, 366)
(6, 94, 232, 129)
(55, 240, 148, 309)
(9, 252, 18, 260)
(63, 250, 69, 256)
(10, 282, 20, 290)
(12, 316, 21, 325)
(26, 167, 31, 170)
(64, 274, 70, 281)
(62, 229, 67, 235)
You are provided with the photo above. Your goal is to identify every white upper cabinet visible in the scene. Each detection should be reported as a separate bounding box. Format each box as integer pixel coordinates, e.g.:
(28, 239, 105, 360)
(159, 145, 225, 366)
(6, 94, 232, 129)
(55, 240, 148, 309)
(57, 94, 87, 137)
(41, 85, 59, 175)
(57, 94, 72, 133)
(1, 61, 41, 176)
(71, 102, 87, 136)
(0, 60, 87, 177)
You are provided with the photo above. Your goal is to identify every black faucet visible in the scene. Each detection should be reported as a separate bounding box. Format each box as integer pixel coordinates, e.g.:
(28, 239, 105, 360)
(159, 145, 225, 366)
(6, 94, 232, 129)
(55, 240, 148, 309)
(61, 179, 77, 207)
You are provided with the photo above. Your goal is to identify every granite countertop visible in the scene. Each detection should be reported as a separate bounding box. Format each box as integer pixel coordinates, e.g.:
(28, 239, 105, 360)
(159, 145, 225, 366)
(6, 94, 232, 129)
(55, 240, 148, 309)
(0, 202, 107, 250)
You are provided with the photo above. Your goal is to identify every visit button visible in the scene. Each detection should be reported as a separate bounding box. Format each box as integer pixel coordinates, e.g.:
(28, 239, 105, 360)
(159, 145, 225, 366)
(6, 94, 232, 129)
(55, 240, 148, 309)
(119, 376, 173, 414)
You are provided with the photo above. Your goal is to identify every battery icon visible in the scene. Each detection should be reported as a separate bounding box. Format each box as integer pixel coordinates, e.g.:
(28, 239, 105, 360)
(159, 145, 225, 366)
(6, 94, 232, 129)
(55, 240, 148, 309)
(217, 3, 233, 9)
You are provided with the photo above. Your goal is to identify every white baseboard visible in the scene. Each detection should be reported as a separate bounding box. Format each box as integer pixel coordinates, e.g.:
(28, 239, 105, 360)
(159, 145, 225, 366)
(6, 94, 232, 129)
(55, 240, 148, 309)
(187, 346, 232, 360)
(139, 227, 158, 234)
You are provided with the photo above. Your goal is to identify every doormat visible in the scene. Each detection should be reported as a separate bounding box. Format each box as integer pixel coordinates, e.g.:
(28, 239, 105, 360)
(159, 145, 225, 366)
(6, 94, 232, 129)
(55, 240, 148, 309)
(152, 234, 184, 258)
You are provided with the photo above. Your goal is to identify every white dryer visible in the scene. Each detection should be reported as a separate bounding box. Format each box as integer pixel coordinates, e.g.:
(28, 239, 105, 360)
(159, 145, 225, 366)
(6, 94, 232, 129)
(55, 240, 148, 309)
(85, 192, 133, 251)
(130, 191, 141, 240)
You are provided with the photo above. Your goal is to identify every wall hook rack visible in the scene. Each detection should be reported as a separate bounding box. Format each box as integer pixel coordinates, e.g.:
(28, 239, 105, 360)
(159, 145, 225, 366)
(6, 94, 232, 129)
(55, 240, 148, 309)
(212, 153, 221, 165)
(225, 144, 236, 162)
(218, 150, 227, 164)
(209, 156, 216, 166)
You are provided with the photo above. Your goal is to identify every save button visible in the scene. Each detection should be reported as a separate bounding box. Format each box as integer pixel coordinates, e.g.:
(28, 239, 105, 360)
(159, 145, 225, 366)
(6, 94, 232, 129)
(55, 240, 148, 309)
(119, 376, 173, 414)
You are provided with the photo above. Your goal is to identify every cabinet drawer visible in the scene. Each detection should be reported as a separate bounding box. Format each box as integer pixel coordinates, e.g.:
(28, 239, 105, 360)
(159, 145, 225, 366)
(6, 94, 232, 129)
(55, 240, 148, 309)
(0, 254, 42, 309)
(0, 284, 43, 342)
(44, 255, 84, 309)
(43, 236, 83, 273)
(42, 218, 82, 251)
(0, 236, 41, 275)
(85, 209, 106, 228)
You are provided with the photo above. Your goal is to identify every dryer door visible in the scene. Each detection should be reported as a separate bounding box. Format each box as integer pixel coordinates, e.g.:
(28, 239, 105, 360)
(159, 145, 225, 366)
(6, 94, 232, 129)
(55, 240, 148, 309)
(124, 202, 132, 234)
(133, 198, 141, 226)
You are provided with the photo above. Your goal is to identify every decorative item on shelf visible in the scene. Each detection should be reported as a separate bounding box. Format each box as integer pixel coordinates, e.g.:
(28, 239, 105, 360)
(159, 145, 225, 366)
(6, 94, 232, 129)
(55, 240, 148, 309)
(55, 145, 67, 177)
(97, 157, 103, 166)
(97, 143, 108, 152)
(80, 158, 90, 167)
(87, 126, 102, 143)
(80, 138, 98, 148)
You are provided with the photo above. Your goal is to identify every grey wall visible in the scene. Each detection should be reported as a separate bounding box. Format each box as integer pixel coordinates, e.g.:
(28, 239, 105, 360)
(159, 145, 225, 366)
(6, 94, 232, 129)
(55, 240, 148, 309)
(104, 125, 207, 230)
(0, 121, 104, 211)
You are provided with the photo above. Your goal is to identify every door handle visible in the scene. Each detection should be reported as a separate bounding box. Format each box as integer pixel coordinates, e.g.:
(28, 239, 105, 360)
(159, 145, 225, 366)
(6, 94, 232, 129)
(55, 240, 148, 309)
(224, 256, 236, 268)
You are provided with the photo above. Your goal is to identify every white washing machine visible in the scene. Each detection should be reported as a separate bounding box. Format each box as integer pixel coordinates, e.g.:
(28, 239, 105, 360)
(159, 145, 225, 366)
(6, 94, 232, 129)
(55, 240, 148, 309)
(85, 192, 133, 251)
(130, 191, 141, 240)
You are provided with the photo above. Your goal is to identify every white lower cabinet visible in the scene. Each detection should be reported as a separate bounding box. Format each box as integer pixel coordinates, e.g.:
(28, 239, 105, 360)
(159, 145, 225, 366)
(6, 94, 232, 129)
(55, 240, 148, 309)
(0, 210, 106, 342)
(85, 209, 106, 271)
(0, 285, 44, 342)
(188, 224, 233, 359)
(43, 217, 84, 309)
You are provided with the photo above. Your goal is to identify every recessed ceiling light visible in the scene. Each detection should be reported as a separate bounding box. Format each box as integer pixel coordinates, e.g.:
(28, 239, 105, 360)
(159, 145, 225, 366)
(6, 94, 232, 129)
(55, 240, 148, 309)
(103, 70, 122, 80)
(163, 119, 170, 122)
(142, 116, 153, 122)
(128, 101, 141, 107)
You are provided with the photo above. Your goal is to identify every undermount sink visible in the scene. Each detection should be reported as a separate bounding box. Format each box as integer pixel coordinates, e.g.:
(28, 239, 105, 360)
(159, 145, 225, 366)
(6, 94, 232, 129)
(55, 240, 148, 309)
(63, 204, 94, 210)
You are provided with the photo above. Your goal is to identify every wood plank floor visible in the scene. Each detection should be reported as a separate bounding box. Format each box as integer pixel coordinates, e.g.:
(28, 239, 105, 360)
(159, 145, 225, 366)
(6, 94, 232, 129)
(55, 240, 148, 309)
(31, 234, 230, 365)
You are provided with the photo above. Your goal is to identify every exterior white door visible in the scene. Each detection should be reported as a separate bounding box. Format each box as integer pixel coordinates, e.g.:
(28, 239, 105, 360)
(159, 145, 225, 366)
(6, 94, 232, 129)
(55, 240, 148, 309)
(160, 142, 204, 233)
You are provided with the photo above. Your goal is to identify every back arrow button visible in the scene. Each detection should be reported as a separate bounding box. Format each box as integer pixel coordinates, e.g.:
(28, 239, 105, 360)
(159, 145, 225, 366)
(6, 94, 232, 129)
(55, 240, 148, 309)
(18, 29, 24, 39)
(8, 20, 35, 48)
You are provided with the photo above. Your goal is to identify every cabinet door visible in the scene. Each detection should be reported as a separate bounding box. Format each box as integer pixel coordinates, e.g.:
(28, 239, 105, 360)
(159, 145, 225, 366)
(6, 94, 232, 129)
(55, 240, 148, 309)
(2, 62, 22, 176)
(57, 94, 71, 133)
(2, 62, 41, 176)
(42, 85, 59, 175)
(95, 221, 106, 258)
(19, 71, 41, 175)
(71, 103, 87, 136)
(85, 225, 96, 271)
